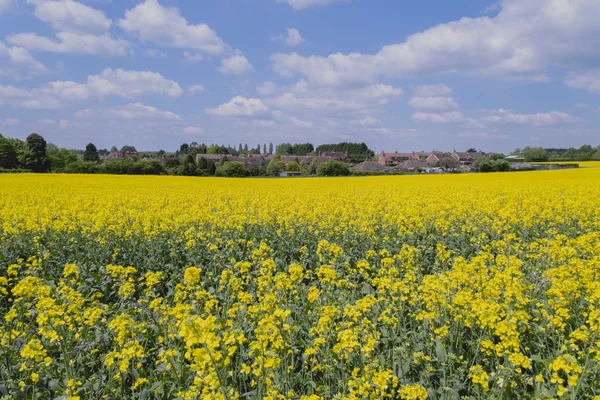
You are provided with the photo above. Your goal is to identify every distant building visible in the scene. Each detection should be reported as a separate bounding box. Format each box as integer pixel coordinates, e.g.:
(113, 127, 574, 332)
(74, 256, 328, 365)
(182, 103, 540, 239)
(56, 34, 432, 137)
(320, 152, 350, 162)
(352, 161, 388, 172)
(505, 155, 525, 162)
(395, 160, 428, 171)
(279, 171, 302, 177)
(451, 151, 488, 165)
(412, 151, 430, 161)
(378, 152, 414, 166)
(426, 152, 454, 164)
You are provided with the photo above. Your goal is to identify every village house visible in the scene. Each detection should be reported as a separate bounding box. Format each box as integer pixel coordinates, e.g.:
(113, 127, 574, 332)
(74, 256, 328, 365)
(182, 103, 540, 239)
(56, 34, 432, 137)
(412, 151, 430, 161)
(378, 152, 414, 166)
(451, 151, 488, 166)
(320, 152, 350, 162)
(352, 161, 388, 172)
(426, 152, 454, 164)
(394, 160, 428, 172)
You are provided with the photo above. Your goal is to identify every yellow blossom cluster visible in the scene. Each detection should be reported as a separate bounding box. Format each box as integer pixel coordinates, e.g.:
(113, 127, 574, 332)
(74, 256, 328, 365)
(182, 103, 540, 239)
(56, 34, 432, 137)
(1, 168, 600, 398)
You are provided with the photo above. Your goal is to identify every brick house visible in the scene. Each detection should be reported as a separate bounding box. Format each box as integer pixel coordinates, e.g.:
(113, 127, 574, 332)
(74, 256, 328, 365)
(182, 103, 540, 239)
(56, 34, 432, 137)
(378, 152, 414, 166)
(426, 152, 454, 164)
(451, 151, 488, 166)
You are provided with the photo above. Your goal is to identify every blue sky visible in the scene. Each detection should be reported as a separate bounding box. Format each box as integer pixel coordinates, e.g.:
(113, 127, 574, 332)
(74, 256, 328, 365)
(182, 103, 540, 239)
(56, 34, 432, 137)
(0, 0, 599, 153)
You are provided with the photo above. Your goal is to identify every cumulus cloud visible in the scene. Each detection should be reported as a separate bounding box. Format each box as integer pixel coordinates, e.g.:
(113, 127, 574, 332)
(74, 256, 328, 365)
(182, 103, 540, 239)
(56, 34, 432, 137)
(269, 92, 367, 111)
(119, 0, 227, 55)
(276, 0, 348, 10)
(0, 0, 12, 13)
(206, 96, 268, 117)
(0, 41, 47, 78)
(39, 118, 56, 125)
(483, 109, 581, 126)
(26, 0, 112, 34)
(77, 103, 182, 120)
(8, 32, 130, 56)
(218, 55, 254, 75)
(257, 81, 277, 95)
(188, 84, 206, 95)
(409, 96, 458, 110)
(285, 29, 304, 46)
(413, 84, 453, 97)
(271, 0, 600, 85)
(413, 111, 464, 123)
(0, 68, 182, 109)
(355, 84, 403, 99)
(351, 116, 380, 126)
(565, 70, 600, 94)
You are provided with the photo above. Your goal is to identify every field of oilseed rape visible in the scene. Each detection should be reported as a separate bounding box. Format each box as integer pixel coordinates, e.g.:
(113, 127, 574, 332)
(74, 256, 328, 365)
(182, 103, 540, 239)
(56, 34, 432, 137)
(1, 169, 600, 400)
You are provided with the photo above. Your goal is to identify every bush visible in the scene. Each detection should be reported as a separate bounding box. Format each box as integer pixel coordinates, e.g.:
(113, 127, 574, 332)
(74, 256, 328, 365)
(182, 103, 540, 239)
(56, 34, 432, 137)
(215, 162, 246, 177)
(317, 160, 351, 177)
(63, 160, 101, 174)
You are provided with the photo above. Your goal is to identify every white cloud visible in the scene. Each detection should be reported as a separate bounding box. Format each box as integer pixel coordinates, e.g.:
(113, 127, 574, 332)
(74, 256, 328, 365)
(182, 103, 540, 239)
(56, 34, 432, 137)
(565, 70, 600, 94)
(285, 28, 304, 46)
(206, 96, 268, 117)
(39, 118, 56, 125)
(457, 131, 509, 140)
(0, 0, 12, 13)
(59, 119, 72, 129)
(0, 41, 47, 79)
(0, 68, 182, 109)
(183, 51, 204, 62)
(351, 116, 380, 126)
(85, 68, 183, 98)
(257, 81, 277, 95)
(289, 116, 313, 128)
(413, 84, 453, 97)
(0, 118, 18, 126)
(188, 84, 206, 95)
(276, 0, 348, 10)
(413, 111, 464, 123)
(251, 119, 276, 128)
(483, 109, 580, 126)
(269, 92, 366, 111)
(119, 0, 227, 54)
(409, 96, 458, 110)
(271, 0, 600, 85)
(355, 84, 403, 99)
(182, 126, 203, 134)
(8, 32, 130, 56)
(147, 48, 167, 57)
(218, 55, 254, 75)
(77, 103, 182, 120)
(27, 0, 112, 34)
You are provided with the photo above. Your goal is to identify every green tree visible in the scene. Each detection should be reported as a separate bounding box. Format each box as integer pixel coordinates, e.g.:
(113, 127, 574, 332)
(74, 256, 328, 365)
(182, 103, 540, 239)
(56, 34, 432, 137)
(26, 133, 49, 172)
(48, 148, 78, 171)
(180, 143, 189, 154)
(266, 156, 285, 176)
(317, 160, 351, 177)
(110, 145, 118, 153)
(286, 160, 300, 171)
(0, 134, 18, 169)
(522, 147, 548, 162)
(437, 158, 460, 170)
(269, 143, 273, 155)
(215, 162, 246, 177)
(83, 143, 100, 162)
(120, 145, 137, 153)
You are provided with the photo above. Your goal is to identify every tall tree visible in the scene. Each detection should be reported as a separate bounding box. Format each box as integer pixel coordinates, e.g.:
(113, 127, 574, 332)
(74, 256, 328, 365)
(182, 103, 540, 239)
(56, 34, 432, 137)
(180, 143, 189, 154)
(0, 134, 18, 169)
(269, 143, 273, 155)
(263, 144, 267, 155)
(110, 145, 118, 153)
(26, 133, 49, 172)
(83, 143, 100, 163)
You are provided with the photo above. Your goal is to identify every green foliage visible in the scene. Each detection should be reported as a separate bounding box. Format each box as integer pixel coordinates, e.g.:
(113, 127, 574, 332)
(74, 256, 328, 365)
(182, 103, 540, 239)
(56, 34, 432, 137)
(215, 162, 246, 177)
(286, 160, 300, 172)
(436, 158, 460, 170)
(276, 143, 314, 156)
(83, 143, 100, 163)
(0, 135, 18, 169)
(26, 133, 49, 172)
(266, 157, 285, 176)
(48, 149, 78, 171)
(317, 160, 351, 177)
(474, 157, 511, 173)
(315, 142, 374, 163)
(120, 145, 137, 153)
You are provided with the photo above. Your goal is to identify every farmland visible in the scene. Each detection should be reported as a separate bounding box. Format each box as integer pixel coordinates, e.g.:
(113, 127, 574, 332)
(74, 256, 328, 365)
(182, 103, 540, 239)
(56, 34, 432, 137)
(1, 170, 600, 399)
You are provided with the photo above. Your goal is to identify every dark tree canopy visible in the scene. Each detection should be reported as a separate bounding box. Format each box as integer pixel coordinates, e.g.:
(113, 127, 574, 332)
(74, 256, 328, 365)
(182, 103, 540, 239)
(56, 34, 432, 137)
(26, 133, 49, 172)
(315, 142, 374, 163)
(83, 143, 100, 163)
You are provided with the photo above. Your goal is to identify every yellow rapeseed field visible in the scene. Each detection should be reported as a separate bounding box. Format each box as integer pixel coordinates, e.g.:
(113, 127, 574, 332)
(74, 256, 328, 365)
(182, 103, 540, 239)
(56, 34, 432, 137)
(1, 169, 600, 399)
